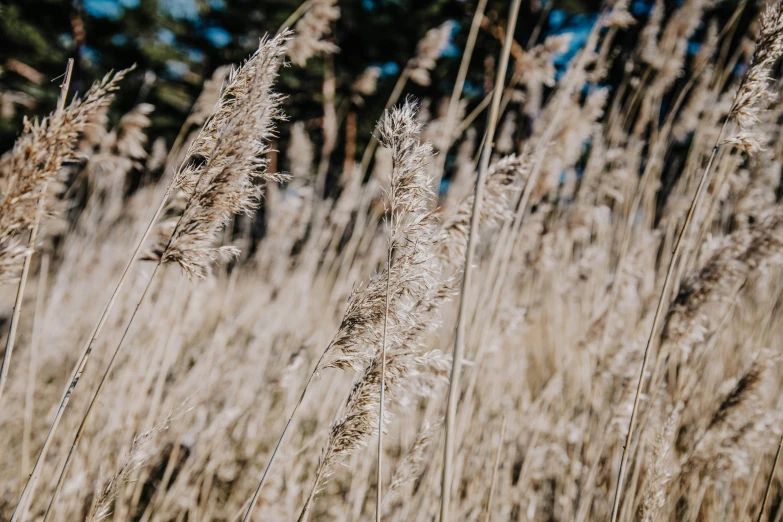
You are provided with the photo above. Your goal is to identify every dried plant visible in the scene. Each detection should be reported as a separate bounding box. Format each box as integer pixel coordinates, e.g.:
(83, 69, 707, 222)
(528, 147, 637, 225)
(287, 0, 340, 67)
(86, 417, 169, 522)
(408, 22, 454, 87)
(0, 69, 127, 282)
(161, 35, 289, 278)
(5, 4, 783, 522)
(724, 2, 783, 153)
(36, 33, 290, 521)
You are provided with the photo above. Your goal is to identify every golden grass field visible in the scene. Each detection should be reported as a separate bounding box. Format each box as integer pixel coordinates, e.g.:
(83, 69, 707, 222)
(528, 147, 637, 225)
(3, 1, 783, 521)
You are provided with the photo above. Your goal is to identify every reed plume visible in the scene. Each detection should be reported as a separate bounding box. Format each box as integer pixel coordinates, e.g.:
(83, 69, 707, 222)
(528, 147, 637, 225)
(0, 69, 127, 282)
(638, 404, 681, 522)
(662, 206, 783, 366)
(326, 100, 438, 370)
(6, 2, 783, 521)
(382, 421, 440, 516)
(161, 36, 289, 278)
(298, 100, 443, 521)
(408, 22, 454, 87)
(38, 33, 290, 521)
(611, 6, 783, 519)
(435, 154, 527, 268)
(0, 64, 126, 407)
(287, 0, 340, 67)
(724, 2, 783, 154)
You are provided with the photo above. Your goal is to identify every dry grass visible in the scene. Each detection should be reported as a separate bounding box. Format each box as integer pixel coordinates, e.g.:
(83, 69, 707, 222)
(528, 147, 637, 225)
(4, 1, 783, 522)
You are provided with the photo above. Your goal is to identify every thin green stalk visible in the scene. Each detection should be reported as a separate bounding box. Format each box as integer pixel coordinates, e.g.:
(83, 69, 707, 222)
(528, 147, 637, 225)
(440, 1, 520, 520)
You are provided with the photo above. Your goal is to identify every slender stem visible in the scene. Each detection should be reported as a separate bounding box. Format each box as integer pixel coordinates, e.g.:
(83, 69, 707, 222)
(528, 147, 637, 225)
(21, 253, 48, 482)
(455, 92, 492, 139)
(42, 261, 163, 521)
(483, 416, 506, 522)
(608, 120, 729, 522)
(297, 465, 327, 522)
(440, 2, 520, 520)
(276, 0, 313, 36)
(377, 209, 394, 522)
(316, 58, 337, 198)
(433, 0, 489, 189)
(10, 180, 176, 522)
(0, 59, 73, 405)
(41, 113, 238, 514)
(241, 348, 330, 522)
(756, 434, 783, 522)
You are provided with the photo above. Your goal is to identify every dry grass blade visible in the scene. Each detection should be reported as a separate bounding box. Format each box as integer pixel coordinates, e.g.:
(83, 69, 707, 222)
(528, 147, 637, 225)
(440, 2, 521, 520)
(609, 6, 783, 520)
(484, 416, 506, 522)
(757, 433, 783, 522)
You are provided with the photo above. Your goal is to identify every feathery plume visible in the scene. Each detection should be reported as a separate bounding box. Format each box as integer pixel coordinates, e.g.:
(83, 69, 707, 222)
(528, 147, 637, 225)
(436, 154, 527, 269)
(639, 404, 681, 522)
(604, 0, 636, 29)
(382, 421, 440, 516)
(687, 350, 776, 473)
(287, 0, 340, 67)
(299, 101, 445, 521)
(288, 121, 314, 181)
(83, 103, 154, 226)
(662, 207, 783, 363)
(161, 33, 290, 278)
(724, 3, 783, 154)
(325, 100, 438, 370)
(353, 66, 382, 98)
(31, 37, 292, 522)
(0, 69, 128, 282)
(409, 22, 454, 86)
(188, 65, 232, 127)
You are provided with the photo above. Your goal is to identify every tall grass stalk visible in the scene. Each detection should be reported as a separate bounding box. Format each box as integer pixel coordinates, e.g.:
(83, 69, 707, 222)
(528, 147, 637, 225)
(608, 120, 728, 522)
(9, 169, 176, 522)
(756, 433, 783, 522)
(432, 0, 489, 188)
(41, 262, 163, 521)
(610, 5, 783, 517)
(440, 1, 520, 520)
(376, 192, 393, 522)
(39, 33, 287, 519)
(483, 416, 506, 522)
(0, 59, 73, 405)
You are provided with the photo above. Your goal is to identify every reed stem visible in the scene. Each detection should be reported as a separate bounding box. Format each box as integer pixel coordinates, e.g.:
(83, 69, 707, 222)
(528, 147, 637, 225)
(0, 59, 73, 405)
(440, 1, 520, 520)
